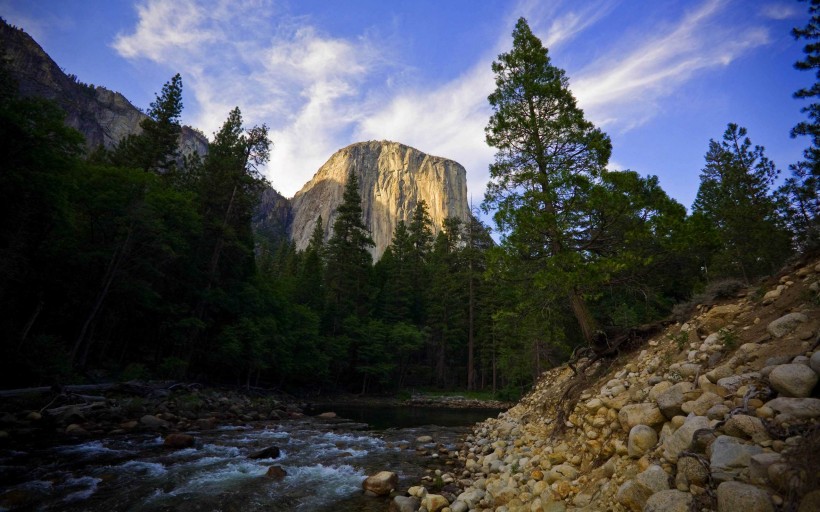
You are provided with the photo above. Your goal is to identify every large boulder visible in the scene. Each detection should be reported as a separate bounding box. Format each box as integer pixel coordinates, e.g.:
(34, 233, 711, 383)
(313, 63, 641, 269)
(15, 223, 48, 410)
(767, 313, 808, 338)
(618, 403, 665, 431)
(769, 364, 818, 397)
(662, 415, 710, 463)
(363, 471, 398, 496)
(710, 435, 763, 482)
(163, 433, 195, 449)
(765, 397, 820, 420)
(644, 489, 692, 512)
(716, 481, 774, 512)
(628, 425, 658, 458)
(656, 382, 695, 419)
(616, 480, 653, 512)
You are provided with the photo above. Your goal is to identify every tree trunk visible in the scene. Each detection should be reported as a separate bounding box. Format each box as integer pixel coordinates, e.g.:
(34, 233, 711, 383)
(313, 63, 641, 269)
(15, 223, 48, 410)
(569, 290, 597, 346)
(467, 265, 475, 391)
(71, 225, 133, 366)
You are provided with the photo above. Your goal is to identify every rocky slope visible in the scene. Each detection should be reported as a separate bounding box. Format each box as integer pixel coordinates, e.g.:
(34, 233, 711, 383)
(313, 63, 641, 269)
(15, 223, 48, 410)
(398, 260, 820, 512)
(289, 141, 470, 257)
(0, 19, 208, 155)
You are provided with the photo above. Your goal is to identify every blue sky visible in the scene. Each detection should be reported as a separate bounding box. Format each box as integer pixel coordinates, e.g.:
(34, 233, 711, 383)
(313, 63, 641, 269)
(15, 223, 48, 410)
(0, 0, 810, 212)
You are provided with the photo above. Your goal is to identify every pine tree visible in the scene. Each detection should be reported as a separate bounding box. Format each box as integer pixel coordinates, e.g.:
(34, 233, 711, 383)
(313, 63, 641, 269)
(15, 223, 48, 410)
(483, 17, 612, 345)
(324, 171, 375, 334)
(781, 0, 820, 249)
(693, 123, 791, 281)
(110, 74, 183, 174)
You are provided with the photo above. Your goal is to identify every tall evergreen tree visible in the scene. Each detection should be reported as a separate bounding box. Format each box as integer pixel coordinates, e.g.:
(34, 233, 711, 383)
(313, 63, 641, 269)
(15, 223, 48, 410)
(693, 123, 791, 281)
(324, 171, 375, 334)
(483, 17, 612, 345)
(781, 0, 820, 249)
(110, 74, 183, 174)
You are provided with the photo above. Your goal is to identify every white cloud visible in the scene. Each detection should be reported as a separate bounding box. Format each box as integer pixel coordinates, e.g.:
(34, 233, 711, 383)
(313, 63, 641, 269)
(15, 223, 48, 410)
(112, 0, 777, 202)
(113, 0, 383, 196)
(571, 0, 770, 132)
(760, 2, 800, 20)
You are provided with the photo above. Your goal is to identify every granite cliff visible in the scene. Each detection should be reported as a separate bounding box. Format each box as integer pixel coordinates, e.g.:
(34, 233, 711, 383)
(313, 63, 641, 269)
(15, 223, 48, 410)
(289, 141, 470, 258)
(0, 19, 207, 155)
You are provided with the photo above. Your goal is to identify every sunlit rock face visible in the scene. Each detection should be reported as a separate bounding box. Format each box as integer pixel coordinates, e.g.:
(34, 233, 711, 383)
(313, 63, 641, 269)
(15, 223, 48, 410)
(289, 141, 470, 258)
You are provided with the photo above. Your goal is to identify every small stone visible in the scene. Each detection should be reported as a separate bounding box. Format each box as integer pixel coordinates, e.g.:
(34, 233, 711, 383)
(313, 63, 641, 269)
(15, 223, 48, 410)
(317, 411, 337, 418)
(416, 435, 434, 444)
(717, 481, 774, 512)
(769, 364, 818, 397)
(749, 452, 783, 483)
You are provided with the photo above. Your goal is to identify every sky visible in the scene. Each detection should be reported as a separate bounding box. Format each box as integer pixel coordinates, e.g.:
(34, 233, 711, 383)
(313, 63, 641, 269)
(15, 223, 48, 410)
(0, 0, 811, 215)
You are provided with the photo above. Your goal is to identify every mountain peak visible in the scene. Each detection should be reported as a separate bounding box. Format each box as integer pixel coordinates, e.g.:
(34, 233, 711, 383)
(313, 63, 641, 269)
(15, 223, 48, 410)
(289, 140, 469, 258)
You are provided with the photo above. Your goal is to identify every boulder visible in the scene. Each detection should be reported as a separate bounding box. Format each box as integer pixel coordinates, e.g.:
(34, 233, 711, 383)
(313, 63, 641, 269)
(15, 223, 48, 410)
(764, 397, 820, 419)
(618, 403, 665, 431)
(716, 481, 774, 512)
(749, 452, 783, 483)
(643, 489, 692, 512)
(265, 465, 287, 480)
(811, 351, 820, 375)
(656, 382, 695, 418)
(628, 425, 658, 458)
(416, 435, 433, 444)
(701, 304, 742, 333)
(362, 471, 398, 496)
(723, 414, 771, 443)
(389, 496, 420, 512)
(636, 465, 669, 493)
(799, 490, 820, 512)
(249, 446, 281, 459)
(163, 433, 195, 449)
(676, 456, 709, 487)
(317, 412, 337, 418)
(767, 313, 808, 338)
(139, 414, 169, 429)
(547, 463, 578, 483)
(710, 435, 763, 482)
(454, 488, 485, 509)
(682, 391, 723, 416)
(662, 415, 710, 463)
(769, 364, 818, 397)
(616, 480, 653, 512)
(421, 493, 449, 512)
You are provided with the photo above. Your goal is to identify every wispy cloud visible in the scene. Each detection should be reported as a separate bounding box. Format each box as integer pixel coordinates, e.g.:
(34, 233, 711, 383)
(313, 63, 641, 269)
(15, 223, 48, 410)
(113, 0, 385, 196)
(571, 0, 770, 131)
(112, 0, 778, 200)
(760, 2, 800, 20)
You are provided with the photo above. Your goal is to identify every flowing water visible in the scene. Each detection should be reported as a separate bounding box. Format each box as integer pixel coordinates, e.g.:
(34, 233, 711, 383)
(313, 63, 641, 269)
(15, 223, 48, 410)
(0, 406, 502, 511)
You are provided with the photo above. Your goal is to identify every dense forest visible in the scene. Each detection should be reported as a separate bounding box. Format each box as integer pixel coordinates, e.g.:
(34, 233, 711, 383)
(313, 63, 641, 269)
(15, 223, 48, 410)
(1, 9, 817, 400)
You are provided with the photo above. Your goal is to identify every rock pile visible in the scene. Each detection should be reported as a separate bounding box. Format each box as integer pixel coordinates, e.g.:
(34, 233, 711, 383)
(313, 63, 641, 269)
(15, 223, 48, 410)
(397, 260, 820, 511)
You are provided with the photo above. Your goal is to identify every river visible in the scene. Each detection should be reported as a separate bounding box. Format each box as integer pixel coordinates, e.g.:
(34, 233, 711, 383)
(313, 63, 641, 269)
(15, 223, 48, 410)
(0, 405, 502, 511)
